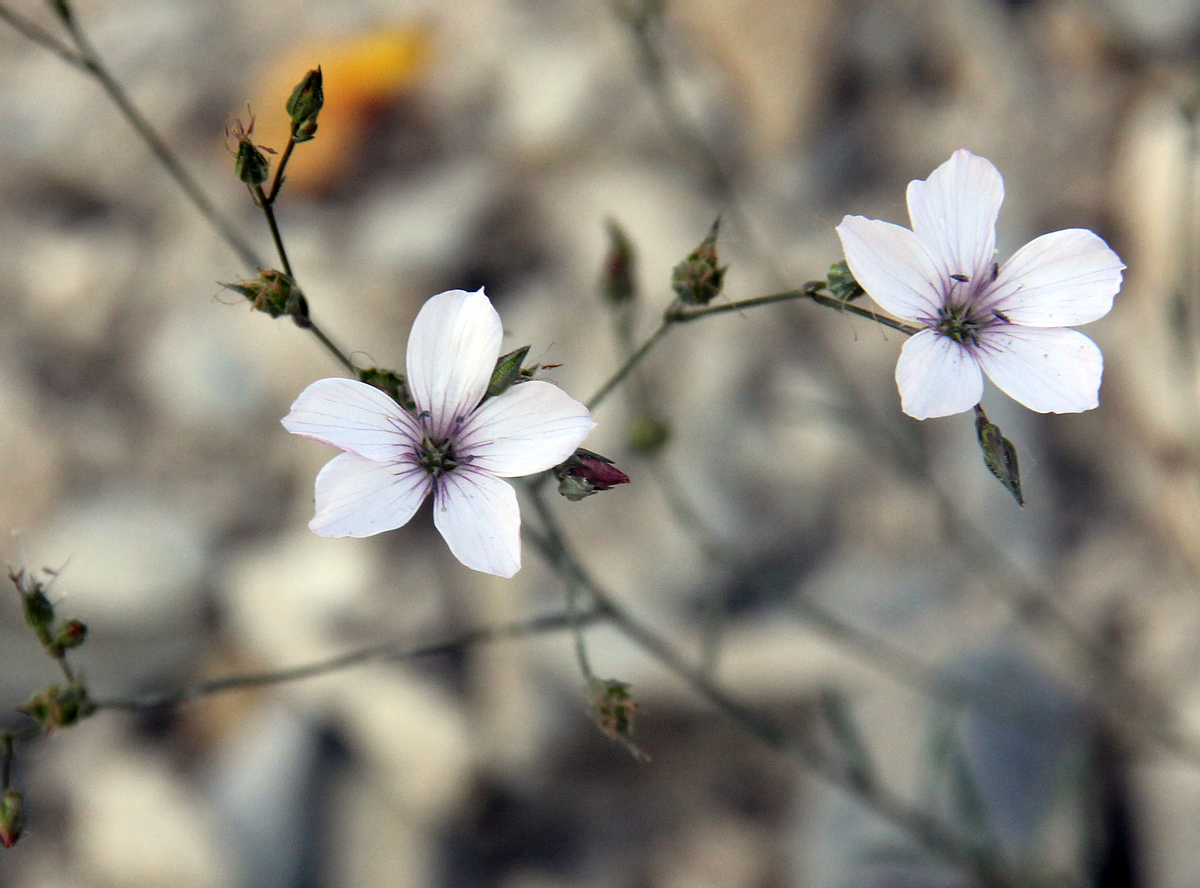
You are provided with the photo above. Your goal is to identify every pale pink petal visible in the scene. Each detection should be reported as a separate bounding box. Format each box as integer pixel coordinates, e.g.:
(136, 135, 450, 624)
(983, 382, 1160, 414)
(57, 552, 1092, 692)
(457, 381, 595, 477)
(836, 216, 944, 322)
(976, 327, 1103, 413)
(983, 229, 1123, 327)
(433, 469, 521, 577)
(309, 452, 431, 537)
(907, 150, 1003, 286)
(283, 378, 420, 460)
(406, 289, 502, 440)
(896, 329, 984, 419)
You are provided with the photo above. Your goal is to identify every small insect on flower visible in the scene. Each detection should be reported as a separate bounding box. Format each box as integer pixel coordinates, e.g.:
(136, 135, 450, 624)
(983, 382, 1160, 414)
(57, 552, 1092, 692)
(836, 149, 1124, 419)
(283, 289, 595, 577)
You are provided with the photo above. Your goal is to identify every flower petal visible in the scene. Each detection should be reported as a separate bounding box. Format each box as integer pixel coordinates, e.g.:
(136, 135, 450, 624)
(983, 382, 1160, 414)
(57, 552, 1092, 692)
(836, 216, 944, 322)
(406, 289, 502, 440)
(309, 452, 431, 537)
(282, 378, 420, 460)
(457, 381, 595, 477)
(906, 149, 1003, 286)
(984, 229, 1123, 327)
(433, 469, 521, 577)
(976, 326, 1102, 413)
(895, 328, 984, 419)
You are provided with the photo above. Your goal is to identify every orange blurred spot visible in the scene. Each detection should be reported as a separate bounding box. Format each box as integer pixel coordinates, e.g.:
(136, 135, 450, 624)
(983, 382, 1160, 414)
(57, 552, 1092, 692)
(248, 24, 432, 194)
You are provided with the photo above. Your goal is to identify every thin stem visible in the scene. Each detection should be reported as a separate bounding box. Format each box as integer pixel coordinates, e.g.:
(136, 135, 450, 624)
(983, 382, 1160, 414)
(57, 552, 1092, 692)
(90, 607, 600, 712)
(265, 137, 297, 205)
(527, 490, 1028, 888)
(306, 320, 358, 375)
(42, 6, 262, 270)
(0, 5, 78, 64)
(587, 317, 673, 410)
(253, 184, 294, 279)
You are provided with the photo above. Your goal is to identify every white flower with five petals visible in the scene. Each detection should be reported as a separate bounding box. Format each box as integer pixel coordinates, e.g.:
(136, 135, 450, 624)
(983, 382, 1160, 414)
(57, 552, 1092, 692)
(282, 288, 596, 578)
(836, 149, 1124, 420)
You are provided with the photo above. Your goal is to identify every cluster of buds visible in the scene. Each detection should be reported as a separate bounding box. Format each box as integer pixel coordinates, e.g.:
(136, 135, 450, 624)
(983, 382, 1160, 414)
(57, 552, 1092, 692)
(974, 407, 1024, 506)
(222, 269, 310, 327)
(554, 450, 630, 501)
(672, 218, 726, 307)
(23, 683, 90, 731)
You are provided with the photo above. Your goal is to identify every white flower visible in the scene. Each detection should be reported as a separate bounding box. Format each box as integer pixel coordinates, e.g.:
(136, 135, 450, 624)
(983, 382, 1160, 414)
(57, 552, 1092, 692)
(282, 288, 596, 578)
(836, 149, 1124, 420)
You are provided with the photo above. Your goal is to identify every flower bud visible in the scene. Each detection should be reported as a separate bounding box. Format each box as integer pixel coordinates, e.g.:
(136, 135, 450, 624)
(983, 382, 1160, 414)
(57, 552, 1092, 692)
(234, 135, 270, 189)
(554, 449, 630, 501)
(592, 678, 639, 738)
(0, 791, 23, 849)
(825, 259, 864, 303)
(358, 367, 415, 411)
(487, 346, 532, 398)
(23, 683, 91, 730)
(672, 218, 726, 306)
(286, 67, 324, 143)
(52, 619, 88, 653)
(974, 408, 1024, 506)
(601, 219, 638, 307)
(222, 269, 306, 321)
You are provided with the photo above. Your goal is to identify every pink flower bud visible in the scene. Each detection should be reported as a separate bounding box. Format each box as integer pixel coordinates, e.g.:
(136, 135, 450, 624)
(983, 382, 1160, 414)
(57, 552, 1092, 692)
(0, 791, 23, 849)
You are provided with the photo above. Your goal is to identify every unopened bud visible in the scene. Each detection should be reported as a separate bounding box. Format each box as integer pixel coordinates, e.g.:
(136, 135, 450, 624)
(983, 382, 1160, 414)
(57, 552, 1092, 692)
(0, 791, 23, 849)
(554, 450, 630, 501)
(52, 619, 88, 653)
(286, 67, 324, 143)
(24, 683, 91, 730)
(825, 259, 864, 303)
(358, 368, 414, 411)
(592, 678, 639, 738)
(487, 346, 532, 398)
(20, 586, 54, 639)
(974, 407, 1023, 506)
(222, 269, 307, 322)
(672, 218, 726, 306)
(225, 113, 274, 189)
(601, 220, 638, 306)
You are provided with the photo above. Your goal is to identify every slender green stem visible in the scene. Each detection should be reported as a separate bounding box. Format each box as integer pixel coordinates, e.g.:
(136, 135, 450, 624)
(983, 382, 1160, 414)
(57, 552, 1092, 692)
(587, 317, 673, 410)
(265, 137, 297, 205)
(253, 184, 295, 279)
(0, 5, 77, 64)
(527, 486, 595, 680)
(306, 319, 357, 375)
(90, 607, 600, 712)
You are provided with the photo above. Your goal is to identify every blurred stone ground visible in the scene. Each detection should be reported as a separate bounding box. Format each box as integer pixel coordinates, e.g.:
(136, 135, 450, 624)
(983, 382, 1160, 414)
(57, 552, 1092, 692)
(2, 0, 1200, 886)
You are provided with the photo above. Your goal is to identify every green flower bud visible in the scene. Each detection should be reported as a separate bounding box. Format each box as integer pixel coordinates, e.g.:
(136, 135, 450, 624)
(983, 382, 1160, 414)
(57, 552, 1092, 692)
(975, 407, 1023, 506)
(286, 67, 324, 143)
(672, 218, 726, 306)
(825, 259, 865, 303)
(222, 269, 306, 322)
(52, 619, 88, 653)
(0, 790, 23, 849)
(487, 346, 532, 398)
(358, 367, 415, 411)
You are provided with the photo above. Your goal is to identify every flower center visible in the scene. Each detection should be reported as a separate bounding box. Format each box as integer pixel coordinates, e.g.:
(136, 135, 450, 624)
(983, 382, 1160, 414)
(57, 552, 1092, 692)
(417, 436, 458, 476)
(935, 304, 988, 346)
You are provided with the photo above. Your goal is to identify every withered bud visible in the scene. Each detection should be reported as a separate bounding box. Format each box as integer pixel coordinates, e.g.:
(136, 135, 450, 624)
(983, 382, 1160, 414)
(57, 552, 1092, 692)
(286, 67, 324, 143)
(553, 449, 630, 501)
(672, 218, 726, 306)
(24, 683, 91, 730)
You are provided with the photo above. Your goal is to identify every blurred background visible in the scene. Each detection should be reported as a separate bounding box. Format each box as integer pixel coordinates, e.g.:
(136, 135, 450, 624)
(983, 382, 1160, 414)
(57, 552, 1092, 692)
(1, 0, 1199, 885)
